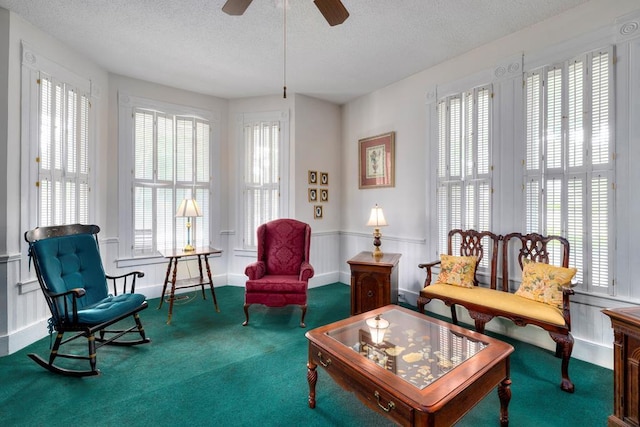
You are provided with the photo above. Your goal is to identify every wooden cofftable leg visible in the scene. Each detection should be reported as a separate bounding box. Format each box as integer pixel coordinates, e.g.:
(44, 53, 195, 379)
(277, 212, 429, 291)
(498, 376, 512, 426)
(307, 360, 318, 409)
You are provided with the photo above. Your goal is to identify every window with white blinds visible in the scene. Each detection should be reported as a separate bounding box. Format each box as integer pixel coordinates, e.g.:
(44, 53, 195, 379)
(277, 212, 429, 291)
(242, 120, 280, 249)
(133, 108, 210, 255)
(437, 86, 492, 268)
(37, 75, 90, 226)
(524, 47, 614, 293)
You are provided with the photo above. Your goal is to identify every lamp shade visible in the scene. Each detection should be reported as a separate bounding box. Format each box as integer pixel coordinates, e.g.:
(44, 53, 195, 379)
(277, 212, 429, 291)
(175, 198, 202, 217)
(366, 314, 390, 345)
(366, 204, 387, 227)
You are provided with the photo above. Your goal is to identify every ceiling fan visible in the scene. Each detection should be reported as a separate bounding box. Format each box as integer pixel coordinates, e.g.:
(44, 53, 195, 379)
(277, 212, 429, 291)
(222, 0, 350, 26)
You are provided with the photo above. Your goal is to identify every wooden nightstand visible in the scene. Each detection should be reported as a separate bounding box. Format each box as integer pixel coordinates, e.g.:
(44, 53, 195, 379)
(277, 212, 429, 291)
(603, 307, 640, 427)
(347, 251, 401, 315)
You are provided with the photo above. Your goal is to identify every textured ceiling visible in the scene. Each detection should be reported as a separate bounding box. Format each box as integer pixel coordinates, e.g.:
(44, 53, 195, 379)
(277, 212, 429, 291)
(0, 0, 590, 104)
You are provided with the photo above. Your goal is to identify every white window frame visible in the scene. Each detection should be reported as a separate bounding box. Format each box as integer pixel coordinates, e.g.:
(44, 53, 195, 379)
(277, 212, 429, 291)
(118, 94, 219, 260)
(437, 85, 493, 269)
(523, 47, 615, 295)
(19, 43, 96, 288)
(235, 111, 290, 251)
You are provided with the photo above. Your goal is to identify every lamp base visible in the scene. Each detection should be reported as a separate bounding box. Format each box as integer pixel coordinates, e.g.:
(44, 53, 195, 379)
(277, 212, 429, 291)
(183, 244, 195, 252)
(372, 246, 383, 259)
(372, 228, 383, 259)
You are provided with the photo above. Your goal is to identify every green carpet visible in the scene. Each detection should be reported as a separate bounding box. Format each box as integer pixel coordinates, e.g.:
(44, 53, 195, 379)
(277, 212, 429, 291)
(0, 283, 612, 426)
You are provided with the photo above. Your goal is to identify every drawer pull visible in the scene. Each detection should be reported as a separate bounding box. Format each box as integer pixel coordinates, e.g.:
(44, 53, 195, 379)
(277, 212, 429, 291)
(374, 390, 396, 412)
(317, 351, 332, 367)
(367, 290, 374, 297)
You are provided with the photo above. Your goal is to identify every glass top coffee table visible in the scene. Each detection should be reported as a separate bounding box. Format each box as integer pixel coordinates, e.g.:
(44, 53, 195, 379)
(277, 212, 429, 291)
(306, 305, 514, 426)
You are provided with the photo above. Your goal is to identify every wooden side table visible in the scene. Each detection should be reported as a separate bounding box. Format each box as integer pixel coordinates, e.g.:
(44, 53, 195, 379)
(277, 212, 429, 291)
(158, 247, 222, 324)
(347, 251, 401, 315)
(602, 306, 640, 427)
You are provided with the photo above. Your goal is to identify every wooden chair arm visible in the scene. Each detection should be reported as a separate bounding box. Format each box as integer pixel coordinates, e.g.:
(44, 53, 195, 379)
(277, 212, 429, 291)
(48, 288, 87, 324)
(106, 271, 145, 295)
(49, 288, 86, 299)
(560, 286, 575, 329)
(418, 260, 441, 287)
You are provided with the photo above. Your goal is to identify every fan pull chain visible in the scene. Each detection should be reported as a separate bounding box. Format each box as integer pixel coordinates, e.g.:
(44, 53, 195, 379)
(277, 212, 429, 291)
(283, 0, 287, 99)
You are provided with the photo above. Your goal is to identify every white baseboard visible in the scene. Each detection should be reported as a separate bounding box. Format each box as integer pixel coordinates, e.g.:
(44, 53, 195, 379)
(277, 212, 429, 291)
(0, 319, 49, 356)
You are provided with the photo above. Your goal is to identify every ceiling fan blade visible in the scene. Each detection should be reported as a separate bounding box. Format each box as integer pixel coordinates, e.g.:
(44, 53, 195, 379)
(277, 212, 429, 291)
(222, 0, 253, 16)
(314, 0, 349, 26)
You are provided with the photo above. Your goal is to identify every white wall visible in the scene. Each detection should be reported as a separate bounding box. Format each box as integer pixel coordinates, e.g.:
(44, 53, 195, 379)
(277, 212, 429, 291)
(225, 94, 342, 287)
(293, 94, 342, 285)
(339, 0, 640, 369)
(0, 7, 11, 350)
(0, 9, 110, 353)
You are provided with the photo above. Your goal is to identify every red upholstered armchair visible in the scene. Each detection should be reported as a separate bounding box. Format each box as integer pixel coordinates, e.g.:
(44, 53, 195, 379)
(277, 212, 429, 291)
(243, 219, 314, 327)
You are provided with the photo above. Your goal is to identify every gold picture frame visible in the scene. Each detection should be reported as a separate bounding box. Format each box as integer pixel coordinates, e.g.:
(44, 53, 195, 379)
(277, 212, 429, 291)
(320, 189, 329, 202)
(359, 132, 395, 189)
(308, 188, 318, 202)
(308, 170, 318, 185)
(320, 172, 329, 186)
(314, 205, 323, 219)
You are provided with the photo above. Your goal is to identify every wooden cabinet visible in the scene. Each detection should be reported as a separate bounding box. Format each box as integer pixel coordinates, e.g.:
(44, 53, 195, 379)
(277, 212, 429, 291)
(603, 307, 640, 427)
(347, 251, 401, 315)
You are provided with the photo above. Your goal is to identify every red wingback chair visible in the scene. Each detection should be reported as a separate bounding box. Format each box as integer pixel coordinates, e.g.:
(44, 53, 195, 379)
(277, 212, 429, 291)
(243, 219, 314, 327)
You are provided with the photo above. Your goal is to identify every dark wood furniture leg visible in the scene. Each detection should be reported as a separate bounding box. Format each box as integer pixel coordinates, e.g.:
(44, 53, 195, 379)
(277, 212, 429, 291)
(158, 257, 174, 309)
(204, 254, 219, 312)
(550, 332, 575, 393)
(498, 376, 512, 427)
(307, 360, 318, 409)
(197, 255, 206, 299)
(167, 257, 179, 324)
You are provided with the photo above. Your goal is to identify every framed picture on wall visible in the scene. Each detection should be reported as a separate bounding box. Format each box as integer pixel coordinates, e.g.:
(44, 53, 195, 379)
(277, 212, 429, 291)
(314, 205, 323, 219)
(320, 172, 329, 186)
(308, 170, 318, 185)
(308, 188, 318, 202)
(358, 132, 395, 189)
(320, 189, 329, 202)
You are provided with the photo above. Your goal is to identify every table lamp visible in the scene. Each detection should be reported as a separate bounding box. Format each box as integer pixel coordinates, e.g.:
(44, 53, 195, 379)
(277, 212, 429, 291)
(366, 204, 387, 258)
(176, 198, 202, 252)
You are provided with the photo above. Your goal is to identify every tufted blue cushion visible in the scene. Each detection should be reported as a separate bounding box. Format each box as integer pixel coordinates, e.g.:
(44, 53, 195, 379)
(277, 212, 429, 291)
(73, 293, 147, 324)
(32, 233, 145, 324)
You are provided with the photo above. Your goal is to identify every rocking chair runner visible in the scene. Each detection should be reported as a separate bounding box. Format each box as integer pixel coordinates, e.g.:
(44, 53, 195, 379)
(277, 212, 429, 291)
(25, 224, 150, 377)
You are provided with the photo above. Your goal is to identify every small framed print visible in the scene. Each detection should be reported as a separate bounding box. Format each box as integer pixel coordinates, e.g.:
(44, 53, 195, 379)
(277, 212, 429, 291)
(308, 170, 318, 185)
(320, 172, 329, 186)
(320, 189, 329, 202)
(359, 132, 395, 189)
(308, 188, 318, 202)
(314, 205, 323, 219)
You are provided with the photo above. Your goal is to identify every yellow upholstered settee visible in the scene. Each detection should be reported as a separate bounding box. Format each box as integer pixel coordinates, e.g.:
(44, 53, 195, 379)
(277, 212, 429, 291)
(417, 229, 577, 393)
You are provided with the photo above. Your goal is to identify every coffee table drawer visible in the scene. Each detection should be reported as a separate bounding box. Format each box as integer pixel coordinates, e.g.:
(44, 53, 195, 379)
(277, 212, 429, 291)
(311, 345, 415, 426)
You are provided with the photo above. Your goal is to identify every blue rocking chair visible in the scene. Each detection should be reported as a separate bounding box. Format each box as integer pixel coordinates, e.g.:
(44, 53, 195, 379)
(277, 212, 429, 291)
(25, 224, 150, 377)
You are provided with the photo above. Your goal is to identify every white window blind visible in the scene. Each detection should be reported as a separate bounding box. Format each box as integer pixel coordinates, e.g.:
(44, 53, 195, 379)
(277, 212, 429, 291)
(37, 75, 90, 226)
(132, 108, 211, 255)
(524, 47, 614, 293)
(437, 86, 492, 269)
(243, 120, 280, 249)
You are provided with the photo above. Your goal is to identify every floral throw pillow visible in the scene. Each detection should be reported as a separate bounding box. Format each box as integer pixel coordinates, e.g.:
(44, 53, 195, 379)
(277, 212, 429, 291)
(515, 259, 577, 309)
(437, 255, 477, 288)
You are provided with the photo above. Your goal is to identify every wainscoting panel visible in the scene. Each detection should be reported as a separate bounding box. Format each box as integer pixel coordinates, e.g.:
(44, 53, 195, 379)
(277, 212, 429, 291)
(1, 252, 49, 355)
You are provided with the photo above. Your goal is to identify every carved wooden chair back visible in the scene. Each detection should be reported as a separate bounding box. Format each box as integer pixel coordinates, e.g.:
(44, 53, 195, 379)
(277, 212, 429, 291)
(447, 229, 501, 289)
